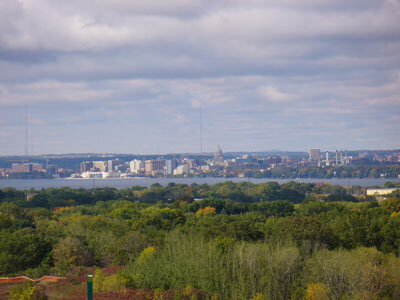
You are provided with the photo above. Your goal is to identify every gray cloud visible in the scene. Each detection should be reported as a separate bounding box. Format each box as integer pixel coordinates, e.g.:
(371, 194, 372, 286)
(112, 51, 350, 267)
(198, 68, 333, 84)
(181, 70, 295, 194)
(0, 0, 399, 154)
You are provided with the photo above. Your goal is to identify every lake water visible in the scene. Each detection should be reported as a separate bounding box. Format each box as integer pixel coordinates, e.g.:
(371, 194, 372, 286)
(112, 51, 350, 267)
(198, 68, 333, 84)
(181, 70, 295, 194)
(0, 177, 399, 190)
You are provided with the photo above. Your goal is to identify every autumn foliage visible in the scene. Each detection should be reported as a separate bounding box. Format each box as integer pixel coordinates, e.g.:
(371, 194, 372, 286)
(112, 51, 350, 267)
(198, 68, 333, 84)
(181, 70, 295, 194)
(195, 206, 216, 217)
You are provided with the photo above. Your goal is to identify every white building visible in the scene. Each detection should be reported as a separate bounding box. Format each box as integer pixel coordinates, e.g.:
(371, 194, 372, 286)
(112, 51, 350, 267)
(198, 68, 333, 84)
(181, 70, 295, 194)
(82, 171, 103, 178)
(82, 171, 118, 178)
(93, 161, 107, 172)
(130, 160, 144, 173)
(173, 165, 189, 175)
(166, 160, 177, 175)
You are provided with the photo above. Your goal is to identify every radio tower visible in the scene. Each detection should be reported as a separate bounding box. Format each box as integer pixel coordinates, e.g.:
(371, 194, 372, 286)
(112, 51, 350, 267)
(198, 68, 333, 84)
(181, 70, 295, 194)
(25, 104, 28, 159)
(200, 106, 203, 153)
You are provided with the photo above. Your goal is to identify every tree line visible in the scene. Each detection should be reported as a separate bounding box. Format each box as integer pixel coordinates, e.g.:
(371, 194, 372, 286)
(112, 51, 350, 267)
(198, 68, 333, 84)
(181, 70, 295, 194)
(1, 181, 400, 299)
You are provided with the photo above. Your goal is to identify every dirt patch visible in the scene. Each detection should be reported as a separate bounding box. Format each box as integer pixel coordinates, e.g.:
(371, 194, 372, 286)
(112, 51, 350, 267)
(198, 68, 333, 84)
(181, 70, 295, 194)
(0, 282, 14, 300)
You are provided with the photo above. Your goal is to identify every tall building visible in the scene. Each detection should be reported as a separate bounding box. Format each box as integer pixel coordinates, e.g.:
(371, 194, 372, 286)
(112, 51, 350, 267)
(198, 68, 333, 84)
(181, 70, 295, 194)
(335, 150, 339, 165)
(165, 160, 177, 175)
(173, 164, 189, 175)
(326, 151, 330, 166)
(31, 163, 43, 172)
(47, 165, 58, 176)
(145, 160, 164, 174)
(93, 161, 107, 172)
(130, 160, 144, 173)
(11, 163, 43, 173)
(309, 149, 321, 165)
(80, 161, 93, 173)
(107, 160, 114, 172)
(11, 163, 31, 173)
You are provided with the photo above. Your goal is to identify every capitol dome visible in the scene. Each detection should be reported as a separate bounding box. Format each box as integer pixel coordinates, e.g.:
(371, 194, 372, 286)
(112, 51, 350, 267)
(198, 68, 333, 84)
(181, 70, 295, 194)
(213, 145, 224, 163)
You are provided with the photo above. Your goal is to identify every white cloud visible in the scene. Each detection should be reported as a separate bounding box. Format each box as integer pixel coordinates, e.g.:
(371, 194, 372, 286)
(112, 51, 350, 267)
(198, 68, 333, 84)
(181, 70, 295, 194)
(259, 86, 295, 102)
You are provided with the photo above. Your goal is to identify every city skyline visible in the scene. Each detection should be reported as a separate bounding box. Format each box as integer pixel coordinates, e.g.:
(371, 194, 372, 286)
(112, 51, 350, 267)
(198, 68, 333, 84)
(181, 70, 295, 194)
(2, 147, 399, 180)
(0, 0, 399, 155)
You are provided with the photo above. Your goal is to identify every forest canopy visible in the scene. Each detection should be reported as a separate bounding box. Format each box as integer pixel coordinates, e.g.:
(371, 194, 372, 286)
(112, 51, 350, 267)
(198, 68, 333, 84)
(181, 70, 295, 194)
(1, 181, 400, 299)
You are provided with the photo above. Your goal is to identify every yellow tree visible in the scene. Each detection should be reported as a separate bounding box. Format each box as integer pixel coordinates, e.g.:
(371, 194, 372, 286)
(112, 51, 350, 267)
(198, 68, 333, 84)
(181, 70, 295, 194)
(196, 206, 216, 218)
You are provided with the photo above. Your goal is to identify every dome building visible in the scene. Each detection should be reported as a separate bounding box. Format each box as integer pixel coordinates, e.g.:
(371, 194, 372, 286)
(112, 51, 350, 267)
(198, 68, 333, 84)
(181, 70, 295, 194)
(213, 145, 224, 165)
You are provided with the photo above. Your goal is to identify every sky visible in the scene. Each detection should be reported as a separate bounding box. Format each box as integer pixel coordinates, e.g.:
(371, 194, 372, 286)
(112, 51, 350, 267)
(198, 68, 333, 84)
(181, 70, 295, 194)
(0, 0, 399, 155)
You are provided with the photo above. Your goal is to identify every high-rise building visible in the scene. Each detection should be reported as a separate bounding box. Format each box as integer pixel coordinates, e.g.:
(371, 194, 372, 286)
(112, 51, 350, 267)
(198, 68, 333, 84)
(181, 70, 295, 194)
(130, 160, 144, 173)
(326, 151, 330, 166)
(165, 160, 177, 175)
(173, 165, 189, 175)
(107, 160, 113, 172)
(80, 161, 93, 173)
(93, 161, 107, 172)
(335, 150, 339, 165)
(31, 163, 43, 172)
(11, 163, 31, 173)
(145, 160, 164, 174)
(47, 165, 58, 176)
(11, 163, 43, 173)
(309, 149, 321, 165)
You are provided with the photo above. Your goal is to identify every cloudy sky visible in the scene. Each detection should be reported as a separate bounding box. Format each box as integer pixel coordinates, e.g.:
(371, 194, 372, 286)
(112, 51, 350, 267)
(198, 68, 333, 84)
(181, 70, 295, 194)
(0, 0, 399, 155)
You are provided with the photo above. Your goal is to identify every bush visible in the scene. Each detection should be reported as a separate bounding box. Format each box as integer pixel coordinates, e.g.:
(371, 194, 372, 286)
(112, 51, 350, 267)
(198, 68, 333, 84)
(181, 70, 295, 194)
(94, 268, 127, 292)
(52, 237, 93, 270)
(304, 283, 329, 300)
(10, 281, 47, 300)
(123, 232, 301, 300)
(306, 247, 400, 300)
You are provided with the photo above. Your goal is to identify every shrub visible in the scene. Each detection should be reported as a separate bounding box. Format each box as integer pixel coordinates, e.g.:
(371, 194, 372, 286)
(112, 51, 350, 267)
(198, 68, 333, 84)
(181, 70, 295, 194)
(123, 232, 301, 300)
(10, 281, 47, 300)
(306, 247, 400, 300)
(305, 283, 329, 300)
(137, 246, 157, 265)
(94, 268, 127, 292)
(52, 237, 93, 270)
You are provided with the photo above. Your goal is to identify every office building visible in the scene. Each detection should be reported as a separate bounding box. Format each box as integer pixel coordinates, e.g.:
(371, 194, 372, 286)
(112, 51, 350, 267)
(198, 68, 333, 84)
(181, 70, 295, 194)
(145, 160, 164, 174)
(107, 160, 114, 172)
(173, 164, 189, 175)
(309, 149, 321, 165)
(166, 160, 177, 175)
(80, 161, 93, 173)
(130, 160, 144, 173)
(47, 165, 58, 176)
(11, 163, 43, 173)
(93, 161, 107, 172)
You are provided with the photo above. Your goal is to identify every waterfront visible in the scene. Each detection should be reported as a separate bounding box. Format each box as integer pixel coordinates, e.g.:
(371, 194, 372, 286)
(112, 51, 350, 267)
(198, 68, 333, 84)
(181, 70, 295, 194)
(0, 177, 399, 190)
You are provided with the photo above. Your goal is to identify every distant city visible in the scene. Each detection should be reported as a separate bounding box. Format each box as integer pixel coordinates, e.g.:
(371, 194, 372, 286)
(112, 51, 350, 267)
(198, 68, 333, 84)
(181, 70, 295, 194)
(1, 147, 400, 180)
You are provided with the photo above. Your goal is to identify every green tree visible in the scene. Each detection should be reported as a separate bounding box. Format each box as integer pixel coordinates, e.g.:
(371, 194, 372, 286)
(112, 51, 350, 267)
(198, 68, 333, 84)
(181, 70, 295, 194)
(52, 237, 93, 270)
(0, 228, 51, 275)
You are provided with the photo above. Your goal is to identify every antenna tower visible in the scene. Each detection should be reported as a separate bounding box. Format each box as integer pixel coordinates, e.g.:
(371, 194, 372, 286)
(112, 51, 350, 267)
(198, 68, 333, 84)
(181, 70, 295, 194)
(25, 104, 28, 159)
(200, 106, 203, 153)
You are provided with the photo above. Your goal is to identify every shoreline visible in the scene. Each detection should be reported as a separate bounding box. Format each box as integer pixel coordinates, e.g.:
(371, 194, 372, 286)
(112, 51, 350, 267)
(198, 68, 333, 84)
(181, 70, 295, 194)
(1, 177, 399, 190)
